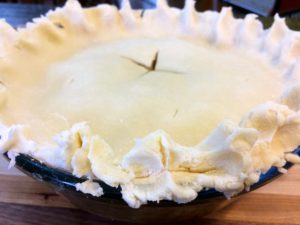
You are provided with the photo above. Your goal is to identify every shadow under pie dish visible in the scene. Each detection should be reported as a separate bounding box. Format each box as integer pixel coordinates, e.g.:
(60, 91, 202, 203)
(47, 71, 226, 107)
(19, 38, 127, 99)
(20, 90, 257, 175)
(1, 0, 300, 220)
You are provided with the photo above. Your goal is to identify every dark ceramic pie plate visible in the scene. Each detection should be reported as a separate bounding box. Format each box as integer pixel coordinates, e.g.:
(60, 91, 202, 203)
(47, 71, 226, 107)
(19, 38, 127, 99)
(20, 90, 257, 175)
(4, 147, 300, 224)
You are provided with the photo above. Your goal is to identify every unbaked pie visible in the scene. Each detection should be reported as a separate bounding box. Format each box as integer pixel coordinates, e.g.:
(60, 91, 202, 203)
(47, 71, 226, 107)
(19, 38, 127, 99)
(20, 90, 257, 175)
(0, 0, 300, 208)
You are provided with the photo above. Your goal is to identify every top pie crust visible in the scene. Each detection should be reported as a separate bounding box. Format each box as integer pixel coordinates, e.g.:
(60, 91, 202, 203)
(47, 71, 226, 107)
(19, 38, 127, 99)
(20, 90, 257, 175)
(1, 0, 300, 208)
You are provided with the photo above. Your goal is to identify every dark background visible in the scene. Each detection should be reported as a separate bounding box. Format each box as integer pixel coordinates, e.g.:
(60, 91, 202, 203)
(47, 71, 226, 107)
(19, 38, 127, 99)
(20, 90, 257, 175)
(0, 0, 225, 10)
(1, 0, 300, 29)
(0, 0, 231, 27)
(0, 0, 300, 16)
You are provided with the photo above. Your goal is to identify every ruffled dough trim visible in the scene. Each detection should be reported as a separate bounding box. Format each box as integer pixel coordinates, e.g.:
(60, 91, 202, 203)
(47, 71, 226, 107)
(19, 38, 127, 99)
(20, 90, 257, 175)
(1, 0, 300, 208)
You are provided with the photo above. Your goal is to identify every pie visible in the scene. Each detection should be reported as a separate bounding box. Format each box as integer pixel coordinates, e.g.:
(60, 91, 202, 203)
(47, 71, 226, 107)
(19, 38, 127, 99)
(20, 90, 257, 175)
(0, 0, 300, 208)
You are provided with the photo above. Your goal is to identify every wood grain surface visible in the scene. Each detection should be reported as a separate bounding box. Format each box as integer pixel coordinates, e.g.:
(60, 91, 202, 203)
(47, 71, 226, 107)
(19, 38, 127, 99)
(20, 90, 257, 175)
(0, 166, 299, 224)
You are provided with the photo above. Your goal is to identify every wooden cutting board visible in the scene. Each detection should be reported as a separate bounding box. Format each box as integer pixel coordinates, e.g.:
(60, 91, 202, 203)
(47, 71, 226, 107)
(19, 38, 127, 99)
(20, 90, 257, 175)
(0, 154, 299, 225)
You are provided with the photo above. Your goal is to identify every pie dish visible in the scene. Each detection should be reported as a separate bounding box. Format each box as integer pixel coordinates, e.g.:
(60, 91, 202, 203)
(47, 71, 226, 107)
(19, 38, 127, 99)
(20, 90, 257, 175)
(1, 0, 300, 209)
(6, 148, 299, 223)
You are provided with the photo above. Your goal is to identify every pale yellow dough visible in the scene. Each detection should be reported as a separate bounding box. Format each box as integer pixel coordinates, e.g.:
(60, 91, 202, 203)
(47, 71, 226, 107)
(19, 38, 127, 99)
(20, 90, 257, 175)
(0, 38, 282, 155)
